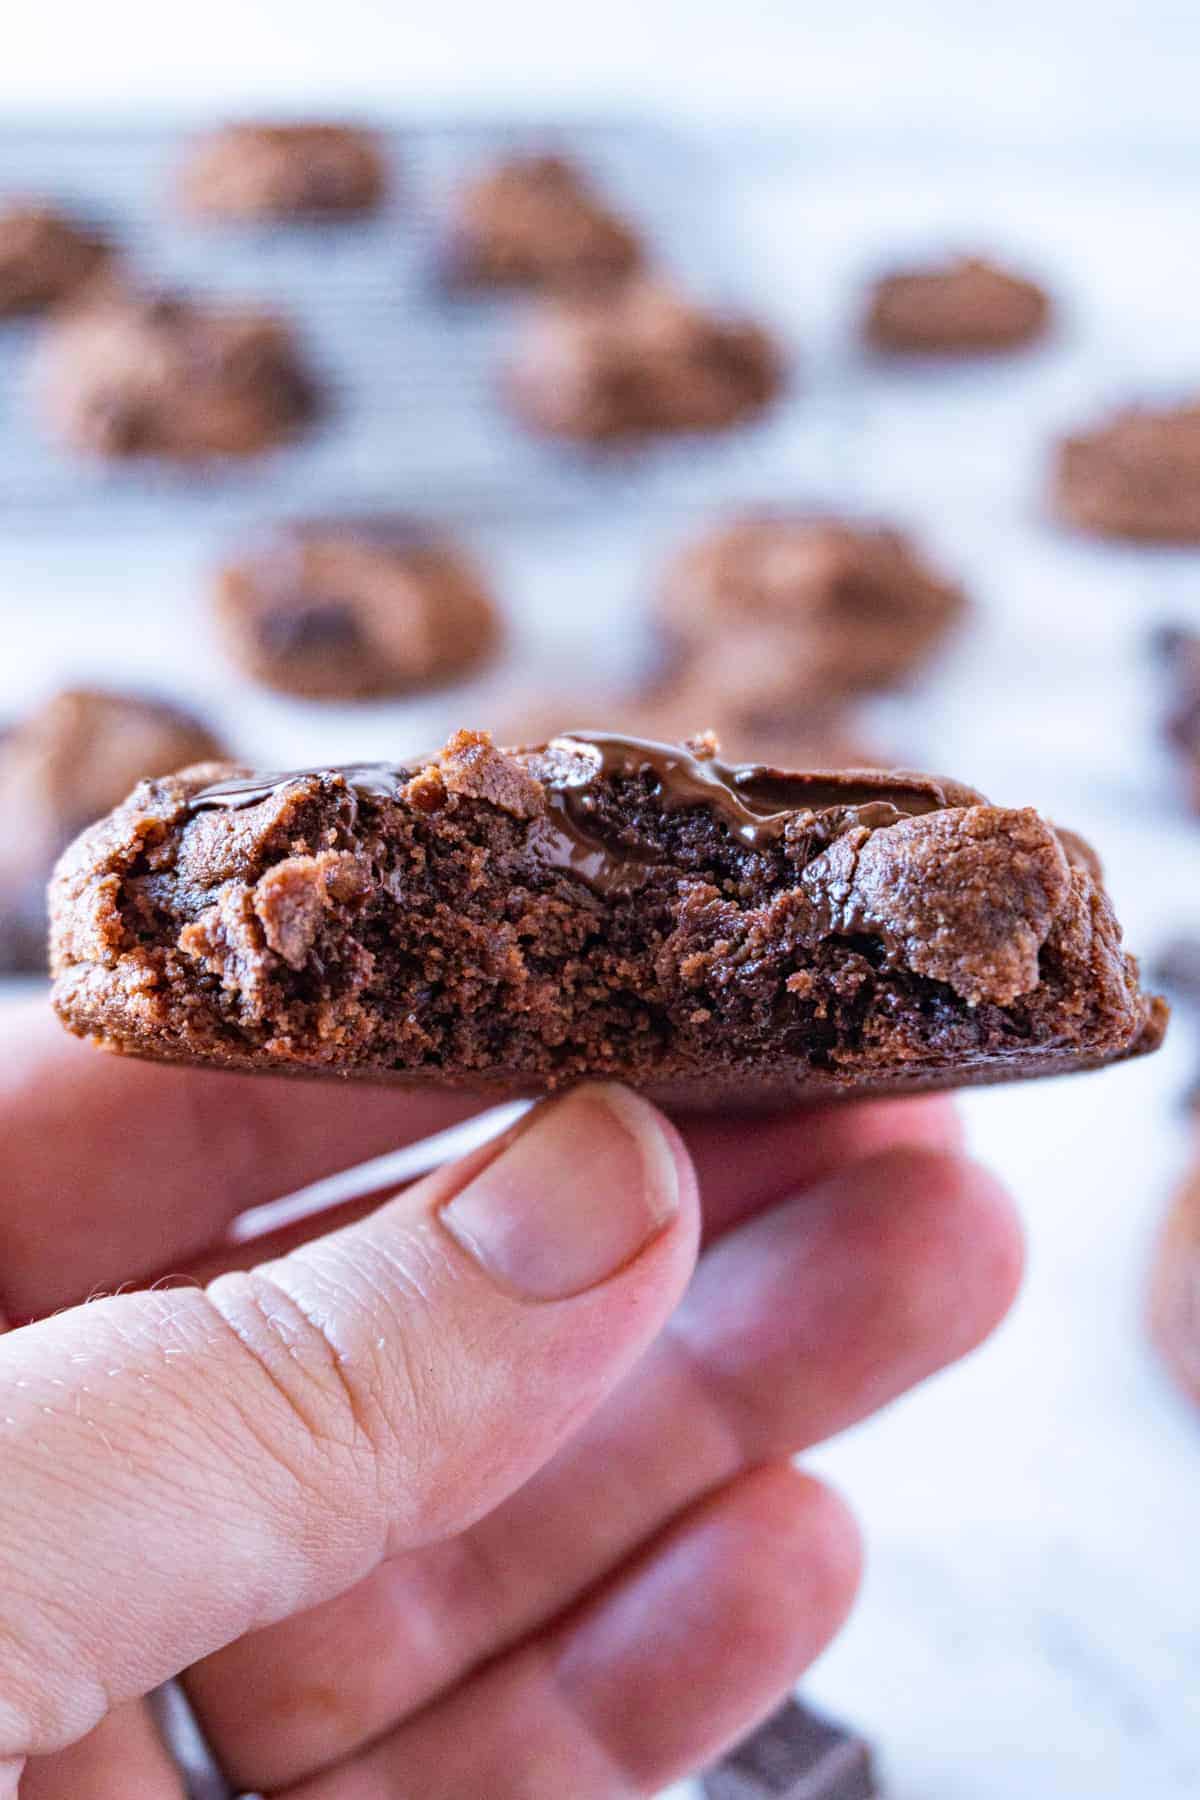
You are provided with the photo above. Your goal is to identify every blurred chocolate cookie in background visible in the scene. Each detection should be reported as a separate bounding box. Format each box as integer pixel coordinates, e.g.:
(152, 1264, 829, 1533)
(629, 670, 877, 770)
(0, 687, 225, 972)
(178, 121, 388, 219)
(1149, 1154, 1200, 1413)
(214, 516, 501, 700)
(1157, 625, 1200, 809)
(655, 513, 966, 715)
(1055, 399, 1200, 541)
(0, 200, 112, 316)
(863, 253, 1051, 355)
(37, 288, 320, 461)
(508, 276, 782, 441)
(442, 151, 642, 290)
(485, 688, 876, 774)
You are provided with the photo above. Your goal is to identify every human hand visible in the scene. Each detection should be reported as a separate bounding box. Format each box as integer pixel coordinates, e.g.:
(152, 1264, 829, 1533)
(0, 1001, 1022, 1799)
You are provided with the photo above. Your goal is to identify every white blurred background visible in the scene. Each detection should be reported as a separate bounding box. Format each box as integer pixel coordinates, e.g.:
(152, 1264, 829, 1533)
(2, 1, 1199, 143)
(4, 5, 1200, 1797)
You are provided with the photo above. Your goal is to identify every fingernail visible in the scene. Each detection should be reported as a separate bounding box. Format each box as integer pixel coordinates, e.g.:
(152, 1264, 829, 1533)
(439, 1084, 680, 1300)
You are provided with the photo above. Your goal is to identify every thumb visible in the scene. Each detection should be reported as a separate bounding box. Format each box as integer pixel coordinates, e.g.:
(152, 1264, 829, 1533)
(0, 1083, 697, 1768)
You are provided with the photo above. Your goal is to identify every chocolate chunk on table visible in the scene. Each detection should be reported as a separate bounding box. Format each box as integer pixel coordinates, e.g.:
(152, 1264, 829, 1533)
(703, 1697, 879, 1798)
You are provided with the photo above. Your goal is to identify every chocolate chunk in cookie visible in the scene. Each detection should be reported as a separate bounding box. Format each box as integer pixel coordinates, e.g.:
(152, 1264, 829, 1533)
(442, 153, 642, 291)
(655, 514, 966, 720)
(179, 122, 387, 219)
(38, 288, 319, 460)
(864, 254, 1051, 355)
(508, 279, 782, 442)
(50, 730, 1164, 1105)
(0, 201, 112, 316)
(1, 688, 224, 973)
(1054, 400, 1200, 541)
(214, 517, 501, 699)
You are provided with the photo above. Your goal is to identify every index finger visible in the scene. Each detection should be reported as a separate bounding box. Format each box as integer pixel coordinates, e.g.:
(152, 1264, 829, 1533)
(1, 998, 962, 1322)
(0, 999, 486, 1319)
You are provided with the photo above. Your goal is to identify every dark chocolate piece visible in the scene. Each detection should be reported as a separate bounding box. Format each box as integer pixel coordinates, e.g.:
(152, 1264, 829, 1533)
(187, 736, 958, 901)
(1054, 401, 1200, 542)
(49, 729, 1164, 1105)
(213, 517, 500, 699)
(508, 278, 782, 442)
(178, 122, 387, 219)
(863, 254, 1050, 355)
(703, 1697, 878, 1799)
(37, 288, 319, 461)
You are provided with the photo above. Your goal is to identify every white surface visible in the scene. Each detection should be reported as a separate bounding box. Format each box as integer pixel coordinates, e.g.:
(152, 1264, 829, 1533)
(3, 1, 1200, 147)
(4, 86, 1200, 1800)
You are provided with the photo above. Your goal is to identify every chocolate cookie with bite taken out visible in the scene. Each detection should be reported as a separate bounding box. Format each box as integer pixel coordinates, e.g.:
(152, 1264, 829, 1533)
(50, 730, 1164, 1106)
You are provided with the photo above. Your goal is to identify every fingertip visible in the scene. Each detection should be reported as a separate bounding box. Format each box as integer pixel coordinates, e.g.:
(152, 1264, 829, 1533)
(732, 1464, 865, 1649)
(587, 1083, 701, 1232)
(956, 1154, 1027, 1334)
(850, 1144, 1026, 1358)
(868, 1092, 965, 1154)
(570, 1084, 704, 1293)
(625, 1088, 703, 1253)
(550, 1462, 866, 1791)
(685, 1091, 966, 1247)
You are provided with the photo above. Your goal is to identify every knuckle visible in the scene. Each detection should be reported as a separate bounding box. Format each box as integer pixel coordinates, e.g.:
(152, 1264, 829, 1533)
(202, 1224, 469, 1542)
(201, 1268, 402, 1502)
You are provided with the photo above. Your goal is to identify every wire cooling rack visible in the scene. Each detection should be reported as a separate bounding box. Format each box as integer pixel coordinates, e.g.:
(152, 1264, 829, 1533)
(0, 118, 805, 528)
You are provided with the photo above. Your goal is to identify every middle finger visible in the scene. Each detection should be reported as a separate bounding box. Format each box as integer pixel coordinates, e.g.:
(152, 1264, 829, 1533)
(186, 1141, 1020, 1793)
